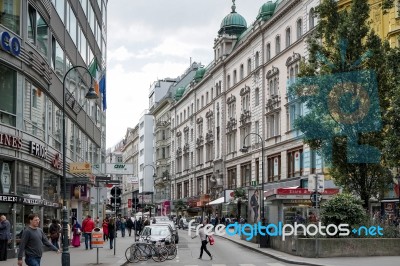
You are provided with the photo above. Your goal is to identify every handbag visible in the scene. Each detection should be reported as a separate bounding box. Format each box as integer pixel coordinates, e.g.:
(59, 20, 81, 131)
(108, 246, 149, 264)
(208, 235, 215, 245)
(76, 228, 81, 235)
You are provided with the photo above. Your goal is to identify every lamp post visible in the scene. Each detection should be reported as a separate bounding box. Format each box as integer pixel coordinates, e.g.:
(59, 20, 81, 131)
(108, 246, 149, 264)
(61, 66, 98, 266)
(397, 174, 400, 218)
(239, 132, 265, 220)
(142, 164, 157, 220)
(162, 172, 172, 215)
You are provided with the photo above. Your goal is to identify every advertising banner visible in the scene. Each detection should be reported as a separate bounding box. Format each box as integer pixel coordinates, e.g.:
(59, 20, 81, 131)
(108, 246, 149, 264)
(105, 163, 134, 175)
(248, 188, 260, 223)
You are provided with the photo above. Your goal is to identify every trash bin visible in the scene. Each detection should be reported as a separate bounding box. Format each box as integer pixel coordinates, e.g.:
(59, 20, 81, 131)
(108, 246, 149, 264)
(91, 227, 104, 248)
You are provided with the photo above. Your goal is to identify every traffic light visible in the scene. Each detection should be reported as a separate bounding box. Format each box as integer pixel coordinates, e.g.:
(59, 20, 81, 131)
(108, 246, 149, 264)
(110, 186, 121, 207)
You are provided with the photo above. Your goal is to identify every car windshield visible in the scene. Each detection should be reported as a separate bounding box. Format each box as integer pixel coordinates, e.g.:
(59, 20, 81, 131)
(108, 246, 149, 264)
(142, 227, 170, 237)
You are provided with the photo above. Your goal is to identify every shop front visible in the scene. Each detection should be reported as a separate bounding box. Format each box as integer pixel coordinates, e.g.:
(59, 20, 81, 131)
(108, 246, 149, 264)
(265, 188, 340, 224)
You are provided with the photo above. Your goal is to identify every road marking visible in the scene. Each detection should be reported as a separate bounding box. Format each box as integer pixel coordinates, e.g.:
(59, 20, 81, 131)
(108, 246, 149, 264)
(266, 263, 286, 266)
(239, 264, 256, 266)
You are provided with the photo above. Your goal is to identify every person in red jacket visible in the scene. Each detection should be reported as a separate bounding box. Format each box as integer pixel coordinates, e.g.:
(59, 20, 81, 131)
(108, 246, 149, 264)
(82, 215, 95, 250)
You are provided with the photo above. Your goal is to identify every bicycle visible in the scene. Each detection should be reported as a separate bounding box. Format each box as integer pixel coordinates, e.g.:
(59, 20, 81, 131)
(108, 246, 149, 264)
(164, 238, 177, 260)
(125, 237, 168, 263)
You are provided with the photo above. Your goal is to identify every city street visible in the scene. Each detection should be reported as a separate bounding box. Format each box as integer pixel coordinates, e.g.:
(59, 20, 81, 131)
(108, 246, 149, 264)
(126, 229, 307, 266)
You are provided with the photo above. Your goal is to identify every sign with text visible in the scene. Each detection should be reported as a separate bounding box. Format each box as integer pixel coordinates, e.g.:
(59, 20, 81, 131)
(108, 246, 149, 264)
(127, 176, 139, 184)
(105, 163, 134, 175)
(0, 163, 11, 194)
(69, 162, 92, 174)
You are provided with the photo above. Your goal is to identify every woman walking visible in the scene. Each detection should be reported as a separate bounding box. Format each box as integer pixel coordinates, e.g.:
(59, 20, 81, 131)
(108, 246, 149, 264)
(192, 222, 212, 260)
(71, 219, 82, 247)
(102, 219, 109, 241)
(108, 218, 115, 249)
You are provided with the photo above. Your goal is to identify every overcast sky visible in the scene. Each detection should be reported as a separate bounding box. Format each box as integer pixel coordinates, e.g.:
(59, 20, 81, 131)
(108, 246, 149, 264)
(106, 0, 268, 148)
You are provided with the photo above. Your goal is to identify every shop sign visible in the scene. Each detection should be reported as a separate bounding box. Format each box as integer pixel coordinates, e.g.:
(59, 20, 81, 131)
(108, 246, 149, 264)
(0, 195, 18, 203)
(69, 162, 92, 174)
(0, 133, 22, 149)
(0, 194, 59, 207)
(0, 30, 21, 56)
(29, 141, 47, 159)
(105, 163, 133, 174)
(0, 162, 11, 194)
(275, 188, 339, 195)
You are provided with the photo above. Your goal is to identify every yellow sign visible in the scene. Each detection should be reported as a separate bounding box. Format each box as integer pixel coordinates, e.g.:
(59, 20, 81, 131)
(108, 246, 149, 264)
(69, 162, 92, 174)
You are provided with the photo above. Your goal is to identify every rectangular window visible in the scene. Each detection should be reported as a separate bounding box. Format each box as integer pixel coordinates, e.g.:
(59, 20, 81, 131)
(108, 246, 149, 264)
(241, 163, 251, 187)
(227, 167, 236, 189)
(1, 0, 21, 34)
(52, 0, 65, 24)
(0, 64, 17, 126)
(28, 5, 49, 57)
(52, 37, 64, 81)
(287, 148, 303, 178)
(267, 155, 281, 182)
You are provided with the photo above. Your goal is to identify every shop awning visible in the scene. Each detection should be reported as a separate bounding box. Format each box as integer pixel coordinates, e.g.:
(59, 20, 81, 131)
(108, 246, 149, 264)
(206, 197, 224, 206)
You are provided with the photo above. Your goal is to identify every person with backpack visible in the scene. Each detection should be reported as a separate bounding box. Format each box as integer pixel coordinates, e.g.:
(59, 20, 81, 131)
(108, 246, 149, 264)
(49, 219, 60, 249)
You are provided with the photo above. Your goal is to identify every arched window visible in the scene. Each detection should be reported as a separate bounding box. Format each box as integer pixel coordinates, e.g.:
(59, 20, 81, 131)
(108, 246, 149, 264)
(296, 19, 302, 40)
(247, 58, 252, 74)
(309, 8, 315, 29)
(275, 36, 281, 55)
(285, 28, 291, 48)
(227, 75, 231, 88)
(240, 64, 244, 80)
(266, 43, 271, 61)
(233, 70, 237, 85)
(255, 51, 260, 68)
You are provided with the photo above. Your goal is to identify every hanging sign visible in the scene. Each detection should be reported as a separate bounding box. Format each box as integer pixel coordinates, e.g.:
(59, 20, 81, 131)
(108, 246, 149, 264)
(0, 163, 11, 194)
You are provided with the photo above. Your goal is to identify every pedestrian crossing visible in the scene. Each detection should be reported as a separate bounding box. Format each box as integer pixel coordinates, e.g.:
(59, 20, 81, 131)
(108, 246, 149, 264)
(175, 263, 288, 266)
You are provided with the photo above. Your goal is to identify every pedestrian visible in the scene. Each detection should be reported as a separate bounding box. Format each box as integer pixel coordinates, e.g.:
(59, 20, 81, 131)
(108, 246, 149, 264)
(192, 222, 213, 260)
(17, 213, 60, 266)
(108, 218, 116, 249)
(0, 214, 11, 261)
(126, 217, 134, 237)
(102, 219, 109, 241)
(71, 219, 82, 247)
(120, 217, 126, 237)
(82, 215, 95, 250)
(49, 219, 60, 249)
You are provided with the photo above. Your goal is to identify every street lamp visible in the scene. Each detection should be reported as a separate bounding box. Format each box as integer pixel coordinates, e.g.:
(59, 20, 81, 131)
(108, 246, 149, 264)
(61, 66, 98, 266)
(239, 132, 265, 220)
(397, 174, 400, 218)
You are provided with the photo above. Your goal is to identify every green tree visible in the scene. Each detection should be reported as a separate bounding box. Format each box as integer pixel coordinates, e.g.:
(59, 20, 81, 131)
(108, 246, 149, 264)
(233, 188, 247, 221)
(320, 193, 367, 228)
(290, 0, 394, 208)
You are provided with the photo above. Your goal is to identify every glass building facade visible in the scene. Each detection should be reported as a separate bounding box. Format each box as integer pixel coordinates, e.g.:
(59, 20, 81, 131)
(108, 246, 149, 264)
(0, 0, 107, 257)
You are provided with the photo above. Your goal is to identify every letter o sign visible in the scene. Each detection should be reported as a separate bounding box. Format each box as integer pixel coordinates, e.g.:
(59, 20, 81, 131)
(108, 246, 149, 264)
(0, 31, 21, 56)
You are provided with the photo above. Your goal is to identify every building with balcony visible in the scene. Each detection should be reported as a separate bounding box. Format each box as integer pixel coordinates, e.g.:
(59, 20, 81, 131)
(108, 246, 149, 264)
(0, 0, 107, 257)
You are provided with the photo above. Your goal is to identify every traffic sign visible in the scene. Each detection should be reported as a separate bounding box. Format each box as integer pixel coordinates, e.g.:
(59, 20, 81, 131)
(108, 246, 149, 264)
(96, 176, 111, 182)
(106, 180, 122, 185)
(308, 174, 325, 192)
(310, 192, 322, 203)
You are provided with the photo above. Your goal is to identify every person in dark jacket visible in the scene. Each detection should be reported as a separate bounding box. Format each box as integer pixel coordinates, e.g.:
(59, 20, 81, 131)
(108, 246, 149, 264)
(0, 215, 11, 261)
(49, 219, 60, 249)
(108, 218, 116, 249)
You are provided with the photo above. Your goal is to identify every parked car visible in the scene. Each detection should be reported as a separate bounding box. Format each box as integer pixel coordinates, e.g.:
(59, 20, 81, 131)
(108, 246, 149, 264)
(156, 220, 179, 243)
(178, 217, 189, 229)
(138, 224, 175, 243)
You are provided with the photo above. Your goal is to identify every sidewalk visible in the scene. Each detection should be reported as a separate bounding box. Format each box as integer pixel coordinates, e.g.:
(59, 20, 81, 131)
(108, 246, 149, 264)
(2, 235, 134, 266)
(209, 229, 400, 266)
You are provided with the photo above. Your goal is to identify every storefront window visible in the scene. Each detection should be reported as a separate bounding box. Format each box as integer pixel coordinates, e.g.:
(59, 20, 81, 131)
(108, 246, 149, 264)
(0, 161, 13, 194)
(0, 64, 17, 126)
(0, 0, 21, 35)
(16, 163, 41, 195)
(43, 171, 59, 202)
(24, 81, 46, 140)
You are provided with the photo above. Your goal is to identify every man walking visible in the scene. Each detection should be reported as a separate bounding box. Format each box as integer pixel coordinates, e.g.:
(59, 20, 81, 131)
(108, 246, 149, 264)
(82, 215, 95, 250)
(0, 214, 11, 261)
(17, 213, 59, 266)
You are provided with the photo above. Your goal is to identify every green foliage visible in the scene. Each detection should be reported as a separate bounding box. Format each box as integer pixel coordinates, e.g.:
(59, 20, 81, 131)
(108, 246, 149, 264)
(174, 199, 187, 211)
(320, 193, 367, 227)
(290, 0, 395, 207)
(233, 187, 247, 200)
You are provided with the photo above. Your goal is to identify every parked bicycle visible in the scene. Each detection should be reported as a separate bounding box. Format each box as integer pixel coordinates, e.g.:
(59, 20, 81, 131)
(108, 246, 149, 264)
(125, 236, 169, 263)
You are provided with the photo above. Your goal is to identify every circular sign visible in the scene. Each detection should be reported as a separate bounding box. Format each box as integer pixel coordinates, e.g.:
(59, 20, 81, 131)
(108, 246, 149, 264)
(310, 192, 322, 203)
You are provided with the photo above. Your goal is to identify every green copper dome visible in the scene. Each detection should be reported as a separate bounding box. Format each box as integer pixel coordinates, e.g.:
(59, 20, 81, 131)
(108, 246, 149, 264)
(257, 1, 276, 21)
(218, 0, 247, 36)
(193, 67, 206, 82)
(175, 87, 186, 100)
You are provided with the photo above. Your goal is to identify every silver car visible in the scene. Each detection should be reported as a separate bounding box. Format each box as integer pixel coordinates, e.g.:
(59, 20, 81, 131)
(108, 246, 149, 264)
(155, 220, 179, 243)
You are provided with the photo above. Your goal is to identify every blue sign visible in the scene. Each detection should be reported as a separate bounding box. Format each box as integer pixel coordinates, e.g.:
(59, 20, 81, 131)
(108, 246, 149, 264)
(0, 31, 21, 56)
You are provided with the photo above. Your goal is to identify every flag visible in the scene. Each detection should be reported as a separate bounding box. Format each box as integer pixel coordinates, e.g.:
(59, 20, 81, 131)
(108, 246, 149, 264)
(88, 58, 100, 96)
(99, 74, 107, 111)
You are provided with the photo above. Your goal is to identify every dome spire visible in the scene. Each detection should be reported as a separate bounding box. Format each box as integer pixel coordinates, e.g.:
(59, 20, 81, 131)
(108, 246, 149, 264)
(231, 0, 236, 13)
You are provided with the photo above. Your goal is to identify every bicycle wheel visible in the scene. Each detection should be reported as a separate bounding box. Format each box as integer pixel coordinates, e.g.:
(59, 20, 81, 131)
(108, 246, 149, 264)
(135, 244, 152, 261)
(166, 245, 177, 260)
(152, 247, 168, 262)
(125, 245, 139, 263)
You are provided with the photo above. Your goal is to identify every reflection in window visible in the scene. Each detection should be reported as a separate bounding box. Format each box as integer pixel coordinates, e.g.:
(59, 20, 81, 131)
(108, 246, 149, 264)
(0, 64, 17, 126)
(24, 81, 46, 140)
(51, 0, 65, 24)
(28, 5, 49, 57)
(52, 37, 64, 80)
(0, 0, 21, 34)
